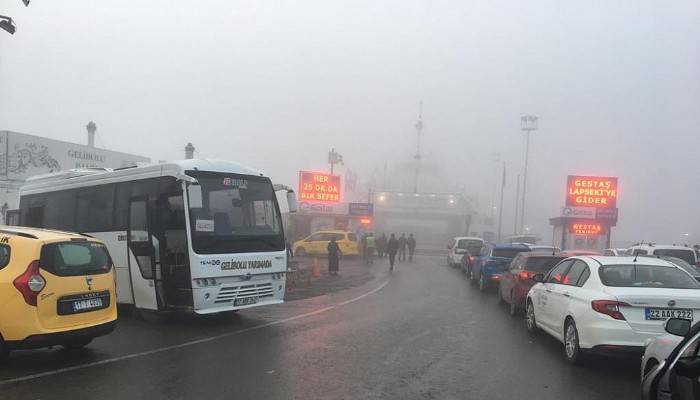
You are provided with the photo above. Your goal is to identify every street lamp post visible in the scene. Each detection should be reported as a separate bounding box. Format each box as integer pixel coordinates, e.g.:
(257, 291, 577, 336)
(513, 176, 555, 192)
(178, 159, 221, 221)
(519, 115, 538, 234)
(328, 148, 343, 174)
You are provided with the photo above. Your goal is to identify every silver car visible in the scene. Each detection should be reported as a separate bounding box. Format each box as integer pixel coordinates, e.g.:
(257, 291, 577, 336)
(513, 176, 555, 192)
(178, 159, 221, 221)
(641, 318, 700, 399)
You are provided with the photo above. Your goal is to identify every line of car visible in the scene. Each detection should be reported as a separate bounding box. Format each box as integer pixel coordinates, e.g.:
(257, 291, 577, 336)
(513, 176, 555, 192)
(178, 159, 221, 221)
(448, 239, 700, 399)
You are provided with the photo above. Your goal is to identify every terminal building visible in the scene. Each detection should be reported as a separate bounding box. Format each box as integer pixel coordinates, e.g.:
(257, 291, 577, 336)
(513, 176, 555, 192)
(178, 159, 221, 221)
(0, 128, 150, 222)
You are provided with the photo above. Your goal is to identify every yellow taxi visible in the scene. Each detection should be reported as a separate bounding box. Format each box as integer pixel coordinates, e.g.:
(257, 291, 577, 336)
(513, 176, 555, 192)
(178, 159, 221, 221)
(0, 227, 117, 360)
(292, 230, 359, 257)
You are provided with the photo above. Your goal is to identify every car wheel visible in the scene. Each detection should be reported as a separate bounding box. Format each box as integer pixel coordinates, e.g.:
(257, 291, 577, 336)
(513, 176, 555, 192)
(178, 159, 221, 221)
(469, 268, 476, 284)
(62, 337, 93, 350)
(478, 273, 487, 292)
(509, 292, 519, 317)
(564, 319, 583, 365)
(295, 247, 306, 257)
(526, 300, 538, 334)
(498, 285, 506, 305)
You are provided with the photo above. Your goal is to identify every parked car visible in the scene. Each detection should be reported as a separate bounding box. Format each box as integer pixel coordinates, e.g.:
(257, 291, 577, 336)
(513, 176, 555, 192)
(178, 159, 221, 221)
(526, 256, 700, 364)
(498, 253, 566, 316)
(0, 226, 117, 360)
(626, 244, 699, 268)
(641, 318, 700, 400)
(447, 237, 484, 267)
(602, 248, 628, 256)
(469, 243, 530, 291)
(292, 230, 359, 257)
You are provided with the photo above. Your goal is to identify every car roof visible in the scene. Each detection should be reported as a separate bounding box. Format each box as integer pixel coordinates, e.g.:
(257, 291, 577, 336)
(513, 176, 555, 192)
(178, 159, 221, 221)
(453, 236, 483, 241)
(588, 255, 679, 267)
(520, 252, 564, 258)
(0, 225, 91, 241)
(629, 244, 694, 251)
(493, 243, 530, 249)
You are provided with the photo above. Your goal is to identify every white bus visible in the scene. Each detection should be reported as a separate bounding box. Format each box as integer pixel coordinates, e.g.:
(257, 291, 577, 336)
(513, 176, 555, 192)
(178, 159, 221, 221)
(15, 159, 297, 314)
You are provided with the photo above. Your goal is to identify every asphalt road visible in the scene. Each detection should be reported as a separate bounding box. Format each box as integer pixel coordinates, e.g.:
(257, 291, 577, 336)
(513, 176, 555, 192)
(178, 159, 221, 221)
(0, 255, 639, 400)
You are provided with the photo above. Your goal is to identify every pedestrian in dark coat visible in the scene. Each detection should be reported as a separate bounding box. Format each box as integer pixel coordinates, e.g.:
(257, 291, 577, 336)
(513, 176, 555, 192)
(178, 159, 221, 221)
(377, 233, 387, 258)
(386, 234, 399, 271)
(407, 234, 416, 261)
(327, 237, 340, 275)
(398, 233, 407, 262)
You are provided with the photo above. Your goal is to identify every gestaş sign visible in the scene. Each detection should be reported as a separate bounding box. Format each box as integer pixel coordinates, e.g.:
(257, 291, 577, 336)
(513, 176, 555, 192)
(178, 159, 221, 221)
(566, 175, 618, 209)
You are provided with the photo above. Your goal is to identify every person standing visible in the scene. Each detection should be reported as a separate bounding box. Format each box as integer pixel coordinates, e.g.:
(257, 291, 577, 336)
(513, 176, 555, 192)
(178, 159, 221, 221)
(377, 233, 387, 258)
(407, 233, 416, 262)
(365, 232, 376, 265)
(327, 237, 340, 276)
(398, 233, 407, 262)
(386, 234, 399, 272)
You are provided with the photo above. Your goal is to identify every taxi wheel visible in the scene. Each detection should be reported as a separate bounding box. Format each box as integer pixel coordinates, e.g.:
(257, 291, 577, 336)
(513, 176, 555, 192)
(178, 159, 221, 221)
(295, 247, 307, 257)
(526, 300, 538, 334)
(62, 337, 93, 350)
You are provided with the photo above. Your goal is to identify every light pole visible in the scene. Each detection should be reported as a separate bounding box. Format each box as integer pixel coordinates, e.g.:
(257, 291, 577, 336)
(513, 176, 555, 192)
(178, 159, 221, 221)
(519, 115, 538, 234)
(328, 148, 343, 174)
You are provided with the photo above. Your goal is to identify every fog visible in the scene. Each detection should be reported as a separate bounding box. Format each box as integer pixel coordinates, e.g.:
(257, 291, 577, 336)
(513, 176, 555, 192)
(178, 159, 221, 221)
(1, 0, 699, 245)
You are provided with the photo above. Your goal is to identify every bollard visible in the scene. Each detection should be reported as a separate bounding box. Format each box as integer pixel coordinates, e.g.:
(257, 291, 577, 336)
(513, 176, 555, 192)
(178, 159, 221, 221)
(311, 256, 321, 277)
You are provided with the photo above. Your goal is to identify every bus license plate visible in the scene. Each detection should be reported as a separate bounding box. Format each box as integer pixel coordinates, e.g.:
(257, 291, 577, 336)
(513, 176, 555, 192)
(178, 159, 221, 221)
(645, 308, 693, 320)
(72, 298, 103, 312)
(234, 297, 257, 307)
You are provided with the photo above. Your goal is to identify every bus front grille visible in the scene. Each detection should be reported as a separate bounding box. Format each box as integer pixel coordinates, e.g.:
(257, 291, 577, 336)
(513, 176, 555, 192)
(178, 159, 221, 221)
(214, 283, 275, 303)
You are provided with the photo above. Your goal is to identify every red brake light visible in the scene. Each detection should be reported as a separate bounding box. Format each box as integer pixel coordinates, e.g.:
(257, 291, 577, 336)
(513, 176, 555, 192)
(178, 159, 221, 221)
(13, 260, 45, 306)
(518, 271, 532, 281)
(591, 300, 629, 320)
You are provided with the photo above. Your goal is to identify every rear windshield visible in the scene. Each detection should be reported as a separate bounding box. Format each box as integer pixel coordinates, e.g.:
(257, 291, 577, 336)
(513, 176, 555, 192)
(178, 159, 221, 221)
(525, 257, 566, 272)
(40, 241, 112, 277)
(653, 249, 696, 265)
(599, 264, 700, 289)
(493, 248, 529, 259)
(458, 239, 483, 254)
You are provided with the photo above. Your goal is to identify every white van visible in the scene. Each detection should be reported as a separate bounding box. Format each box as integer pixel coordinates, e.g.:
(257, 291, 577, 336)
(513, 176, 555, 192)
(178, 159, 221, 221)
(625, 244, 699, 267)
(447, 237, 485, 267)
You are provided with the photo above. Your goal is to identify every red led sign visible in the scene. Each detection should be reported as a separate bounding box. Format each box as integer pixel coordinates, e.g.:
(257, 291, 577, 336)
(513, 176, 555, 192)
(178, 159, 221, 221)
(298, 171, 341, 203)
(566, 175, 618, 209)
(569, 222, 604, 236)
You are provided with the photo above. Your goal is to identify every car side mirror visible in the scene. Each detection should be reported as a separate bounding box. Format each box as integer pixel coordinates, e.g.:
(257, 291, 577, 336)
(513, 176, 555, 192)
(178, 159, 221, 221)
(665, 318, 691, 337)
(532, 273, 545, 283)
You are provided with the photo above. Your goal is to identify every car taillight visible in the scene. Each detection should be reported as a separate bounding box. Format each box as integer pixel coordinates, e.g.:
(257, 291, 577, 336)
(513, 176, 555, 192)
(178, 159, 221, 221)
(13, 260, 45, 306)
(518, 271, 532, 281)
(591, 300, 629, 321)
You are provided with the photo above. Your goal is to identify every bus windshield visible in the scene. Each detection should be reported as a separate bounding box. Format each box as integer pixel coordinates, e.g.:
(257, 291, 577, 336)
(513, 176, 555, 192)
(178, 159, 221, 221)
(187, 172, 284, 254)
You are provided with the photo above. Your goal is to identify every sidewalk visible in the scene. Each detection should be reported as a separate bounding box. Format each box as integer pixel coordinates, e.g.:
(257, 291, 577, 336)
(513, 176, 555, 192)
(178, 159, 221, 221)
(284, 255, 376, 301)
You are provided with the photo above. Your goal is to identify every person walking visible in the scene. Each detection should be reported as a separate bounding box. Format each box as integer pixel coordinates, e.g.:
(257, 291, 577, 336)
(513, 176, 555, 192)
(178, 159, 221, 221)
(386, 234, 399, 272)
(377, 233, 387, 258)
(398, 233, 407, 262)
(365, 232, 376, 265)
(407, 233, 416, 262)
(327, 237, 340, 276)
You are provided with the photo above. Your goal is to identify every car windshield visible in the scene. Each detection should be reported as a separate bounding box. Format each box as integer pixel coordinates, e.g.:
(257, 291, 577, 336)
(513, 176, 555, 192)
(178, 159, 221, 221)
(652, 249, 696, 265)
(187, 172, 284, 254)
(525, 257, 566, 272)
(40, 241, 112, 276)
(599, 265, 700, 289)
(493, 248, 529, 259)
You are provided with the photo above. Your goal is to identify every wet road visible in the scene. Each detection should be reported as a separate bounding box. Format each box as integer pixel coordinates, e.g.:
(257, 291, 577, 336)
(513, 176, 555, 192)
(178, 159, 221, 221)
(1, 255, 638, 399)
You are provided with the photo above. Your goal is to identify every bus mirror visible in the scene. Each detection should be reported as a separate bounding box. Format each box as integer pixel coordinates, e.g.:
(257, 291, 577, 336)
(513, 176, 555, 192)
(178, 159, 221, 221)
(188, 185, 203, 208)
(287, 191, 298, 213)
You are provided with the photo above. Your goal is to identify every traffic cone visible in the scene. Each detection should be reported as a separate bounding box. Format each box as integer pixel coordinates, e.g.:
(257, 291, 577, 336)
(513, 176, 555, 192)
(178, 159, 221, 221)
(311, 256, 321, 277)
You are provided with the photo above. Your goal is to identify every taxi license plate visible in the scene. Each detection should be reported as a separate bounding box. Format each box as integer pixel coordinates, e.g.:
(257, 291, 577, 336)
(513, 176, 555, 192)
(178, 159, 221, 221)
(645, 308, 693, 320)
(72, 298, 103, 312)
(234, 297, 257, 306)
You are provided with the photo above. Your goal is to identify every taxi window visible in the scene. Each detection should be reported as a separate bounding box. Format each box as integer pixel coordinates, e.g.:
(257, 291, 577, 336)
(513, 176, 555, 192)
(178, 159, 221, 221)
(348, 233, 358, 242)
(40, 241, 112, 276)
(0, 244, 10, 269)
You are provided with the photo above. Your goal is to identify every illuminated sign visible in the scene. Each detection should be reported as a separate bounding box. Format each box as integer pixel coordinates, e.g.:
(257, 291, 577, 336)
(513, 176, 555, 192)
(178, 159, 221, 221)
(298, 171, 341, 203)
(566, 175, 618, 209)
(569, 222, 604, 236)
(360, 218, 372, 225)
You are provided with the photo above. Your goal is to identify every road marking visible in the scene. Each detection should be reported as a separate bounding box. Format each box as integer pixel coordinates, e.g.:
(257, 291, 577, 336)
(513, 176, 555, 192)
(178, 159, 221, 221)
(0, 278, 391, 386)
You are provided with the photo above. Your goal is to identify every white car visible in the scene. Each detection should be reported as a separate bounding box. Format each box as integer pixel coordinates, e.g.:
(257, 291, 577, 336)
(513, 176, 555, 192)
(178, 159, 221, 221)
(525, 256, 700, 364)
(446, 237, 484, 267)
(626, 244, 699, 267)
(602, 248, 628, 256)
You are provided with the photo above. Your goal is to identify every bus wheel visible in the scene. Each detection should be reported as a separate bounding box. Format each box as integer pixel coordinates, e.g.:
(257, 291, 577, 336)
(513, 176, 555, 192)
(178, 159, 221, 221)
(62, 337, 93, 350)
(0, 337, 9, 361)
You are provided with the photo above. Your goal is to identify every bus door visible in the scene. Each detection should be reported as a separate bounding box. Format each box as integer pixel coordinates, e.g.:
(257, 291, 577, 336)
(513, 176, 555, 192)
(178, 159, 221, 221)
(127, 197, 159, 310)
(154, 191, 192, 309)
